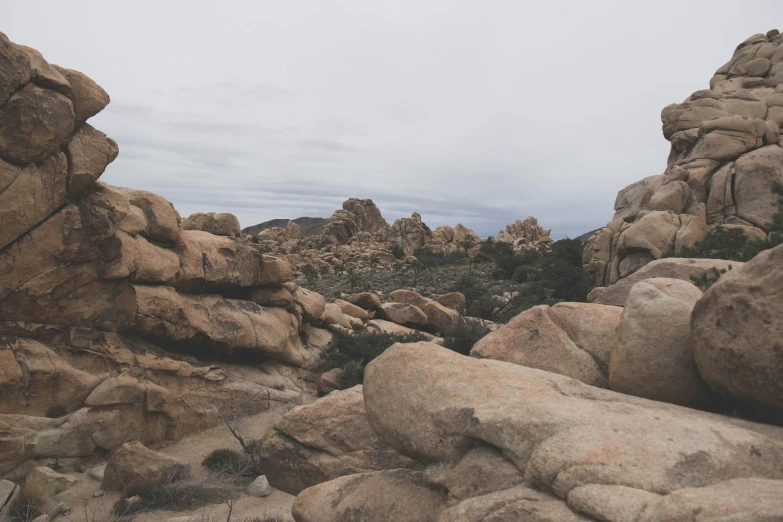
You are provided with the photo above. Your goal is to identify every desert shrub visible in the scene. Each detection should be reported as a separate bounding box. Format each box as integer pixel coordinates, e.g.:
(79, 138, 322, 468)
(670, 226, 750, 261)
(45, 404, 67, 418)
(323, 329, 428, 375)
(442, 320, 490, 355)
(389, 243, 405, 260)
(452, 274, 494, 320)
(340, 359, 365, 388)
(302, 264, 319, 285)
(690, 266, 733, 290)
(116, 479, 234, 514)
(7, 483, 46, 522)
(202, 448, 251, 475)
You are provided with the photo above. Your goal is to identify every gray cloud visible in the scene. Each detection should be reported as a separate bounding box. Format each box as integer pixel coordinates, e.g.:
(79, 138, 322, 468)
(5, 0, 782, 239)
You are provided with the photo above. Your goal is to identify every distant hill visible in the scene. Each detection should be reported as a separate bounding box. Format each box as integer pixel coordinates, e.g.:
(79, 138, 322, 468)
(242, 216, 326, 237)
(575, 228, 600, 243)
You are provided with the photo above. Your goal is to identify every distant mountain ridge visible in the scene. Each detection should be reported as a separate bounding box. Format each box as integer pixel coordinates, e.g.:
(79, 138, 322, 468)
(242, 216, 326, 238)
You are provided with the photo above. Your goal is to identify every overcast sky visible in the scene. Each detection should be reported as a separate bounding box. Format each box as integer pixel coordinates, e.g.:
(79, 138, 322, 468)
(4, 1, 782, 238)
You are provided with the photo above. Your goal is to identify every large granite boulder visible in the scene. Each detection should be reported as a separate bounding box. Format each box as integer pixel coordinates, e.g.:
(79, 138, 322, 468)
(585, 30, 783, 287)
(692, 243, 783, 420)
(101, 441, 190, 491)
(258, 386, 418, 495)
(295, 342, 783, 521)
(472, 303, 622, 388)
(609, 278, 712, 407)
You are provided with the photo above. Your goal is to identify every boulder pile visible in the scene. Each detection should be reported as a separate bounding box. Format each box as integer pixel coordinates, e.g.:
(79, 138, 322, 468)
(0, 32, 335, 480)
(584, 29, 783, 287)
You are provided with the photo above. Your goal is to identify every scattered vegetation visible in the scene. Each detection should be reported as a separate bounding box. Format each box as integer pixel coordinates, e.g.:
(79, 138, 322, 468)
(302, 264, 319, 285)
(442, 320, 490, 355)
(7, 483, 46, 522)
(389, 243, 405, 260)
(202, 448, 252, 475)
(669, 182, 783, 261)
(45, 404, 67, 418)
(323, 329, 428, 387)
(690, 266, 733, 290)
(114, 479, 235, 515)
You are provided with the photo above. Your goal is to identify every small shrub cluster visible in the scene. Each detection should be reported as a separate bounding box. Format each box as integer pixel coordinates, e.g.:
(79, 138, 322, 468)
(690, 266, 733, 290)
(202, 448, 249, 475)
(114, 479, 234, 515)
(323, 329, 428, 387)
(7, 483, 46, 522)
(442, 320, 490, 355)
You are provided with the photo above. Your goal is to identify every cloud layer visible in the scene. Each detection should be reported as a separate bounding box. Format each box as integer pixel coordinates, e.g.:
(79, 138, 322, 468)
(5, 0, 782, 237)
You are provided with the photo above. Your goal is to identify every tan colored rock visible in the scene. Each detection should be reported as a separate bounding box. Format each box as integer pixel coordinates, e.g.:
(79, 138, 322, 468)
(692, 243, 783, 419)
(335, 299, 369, 321)
(259, 255, 294, 285)
(389, 212, 433, 252)
(0, 83, 74, 165)
(609, 278, 711, 407)
(0, 337, 100, 416)
(248, 287, 294, 307)
(316, 368, 343, 395)
(0, 31, 32, 106)
(292, 287, 326, 322)
(111, 187, 181, 244)
(173, 230, 265, 290)
(259, 386, 418, 495)
(0, 152, 68, 250)
(593, 257, 742, 306)
(101, 441, 190, 491)
(53, 66, 110, 123)
(101, 231, 180, 283)
(84, 374, 146, 407)
(65, 123, 118, 194)
(649, 181, 689, 213)
(320, 303, 353, 329)
(423, 300, 461, 333)
(292, 470, 443, 522)
(388, 289, 429, 309)
(25, 467, 80, 497)
(472, 303, 621, 387)
(617, 211, 707, 260)
(346, 292, 381, 310)
(181, 212, 241, 237)
(18, 45, 69, 93)
(435, 292, 466, 316)
(377, 302, 427, 326)
(439, 486, 588, 522)
(365, 319, 435, 340)
(361, 342, 783, 520)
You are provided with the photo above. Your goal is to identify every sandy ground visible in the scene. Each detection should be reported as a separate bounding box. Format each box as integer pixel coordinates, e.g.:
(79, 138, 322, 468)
(61, 403, 298, 522)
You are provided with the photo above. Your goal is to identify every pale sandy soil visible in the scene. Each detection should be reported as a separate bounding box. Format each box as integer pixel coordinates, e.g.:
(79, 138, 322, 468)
(62, 403, 298, 522)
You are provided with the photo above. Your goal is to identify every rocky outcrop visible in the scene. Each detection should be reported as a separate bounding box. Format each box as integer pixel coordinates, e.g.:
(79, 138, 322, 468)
(584, 31, 783, 286)
(322, 198, 389, 245)
(101, 441, 190, 491)
(471, 303, 622, 388)
(181, 212, 241, 237)
(258, 386, 419, 495)
(0, 34, 329, 478)
(389, 212, 433, 253)
(589, 257, 742, 306)
(292, 342, 783, 521)
(692, 242, 783, 420)
(496, 216, 553, 251)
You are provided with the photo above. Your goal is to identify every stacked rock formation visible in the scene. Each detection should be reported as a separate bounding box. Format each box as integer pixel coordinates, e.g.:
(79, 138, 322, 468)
(0, 33, 336, 479)
(262, 241, 783, 521)
(584, 30, 783, 287)
(496, 216, 553, 250)
(321, 198, 390, 245)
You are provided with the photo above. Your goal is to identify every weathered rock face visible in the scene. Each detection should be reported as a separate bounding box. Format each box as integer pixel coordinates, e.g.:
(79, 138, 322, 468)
(181, 212, 241, 237)
(298, 342, 783, 521)
(589, 257, 742, 306)
(0, 35, 326, 478)
(609, 278, 712, 407)
(101, 441, 190, 491)
(585, 31, 783, 287)
(389, 212, 433, 253)
(322, 198, 389, 245)
(496, 216, 553, 251)
(258, 386, 419, 495)
(692, 242, 783, 420)
(472, 303, 622, 388)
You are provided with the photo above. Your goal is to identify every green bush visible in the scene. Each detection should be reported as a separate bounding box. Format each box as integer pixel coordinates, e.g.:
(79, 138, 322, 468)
(442, 320, 490, 355)
(323, 329, 428, 378)
(45, 404, 67, 418)
(340, 359, 365, 388)
(202, 448, 249, 474)
(7, 483, 46, 522)
(690, 266, 733, 290)
(389, 243, 405, 260)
